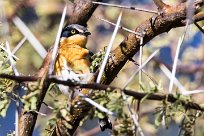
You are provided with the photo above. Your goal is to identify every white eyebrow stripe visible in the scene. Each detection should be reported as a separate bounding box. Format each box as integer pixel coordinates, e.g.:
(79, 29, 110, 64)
(75, 28, 84, 33)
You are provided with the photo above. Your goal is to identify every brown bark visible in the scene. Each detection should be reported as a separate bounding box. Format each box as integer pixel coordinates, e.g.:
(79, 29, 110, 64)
(52, 1, 204, 135)
(17, 0, 204, 136)
(18, 0, 102, 136)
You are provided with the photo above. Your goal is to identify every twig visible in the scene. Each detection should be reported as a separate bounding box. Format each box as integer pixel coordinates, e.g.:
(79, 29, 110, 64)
(5, 42, 19, 76)
(181, 90, 204, 95)
(137, 39, 144, 135)
(18, 1, 103, 135)
(160, 64, 187, 92)
(139, 46, 143, 85)
(79, 93, 116, 116)
(48, 5, 67, 75)
(121, 49, 159, 134)
(32, 110, 47, 117)
(124, 90, 203, 111)
(96, 12, 122, 83)
(5, 41, 20, 136)
(0, 44, 19, 60)
(194, 22, 204, 34)
(123, 49, 160, 88)
(123, 48, 144, 135)
(121, 91, 145, 136)
(131, 60, 158, 85)
(193, 11, 204, 22)
(12, 36, 27, 54)
(160, 64, 204, 95)
(94, 16, 143, 37)
(0, 74, 39, 82)
(12, 16, 47, 58)
(80, 11, 122, 122)
(42, 102, 54, 110)
(154, 57, 204, 74)
(187, 0, 195, 20)
(0, 74, 203, 111)
(92, 1, 158, 14)
(169, 20, 189, 94)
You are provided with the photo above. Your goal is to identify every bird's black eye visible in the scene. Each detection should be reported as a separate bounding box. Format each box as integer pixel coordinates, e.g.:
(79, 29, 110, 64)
(71, 29, 76, 34)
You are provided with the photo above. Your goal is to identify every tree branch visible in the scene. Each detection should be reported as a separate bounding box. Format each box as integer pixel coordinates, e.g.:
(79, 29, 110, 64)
(18, 0, 102, 135)
(193, 11, 204, 22)
(100, 2, 188, 85)
(0, 74, 203, 112)
(194, 22, 204, 34)
(154, 57, 204, 74)
(50, 1, 203, 135)
(16, 0, 204, 135)
(124, 90, 203, 111)
(0, 74, 39, 82)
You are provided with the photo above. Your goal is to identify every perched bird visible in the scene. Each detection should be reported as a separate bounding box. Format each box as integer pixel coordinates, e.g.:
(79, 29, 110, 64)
(54, 24, 92, 94)
(54, 24, 112, 131)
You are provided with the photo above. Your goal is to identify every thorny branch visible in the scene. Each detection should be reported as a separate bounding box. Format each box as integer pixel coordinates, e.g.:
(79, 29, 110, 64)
(99, 1, 204, 85)
(154, 57, 204, 74)
(4, 0, 204, 135)
(18, 0, 102, 135)
(0, 74, 203, 112)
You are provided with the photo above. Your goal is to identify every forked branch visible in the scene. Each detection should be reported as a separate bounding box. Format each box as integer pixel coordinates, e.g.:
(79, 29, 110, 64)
(15, 0, 204, 136)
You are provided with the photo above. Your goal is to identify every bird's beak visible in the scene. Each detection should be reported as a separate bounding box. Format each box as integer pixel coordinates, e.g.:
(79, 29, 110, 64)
(84, 31, 91, 36)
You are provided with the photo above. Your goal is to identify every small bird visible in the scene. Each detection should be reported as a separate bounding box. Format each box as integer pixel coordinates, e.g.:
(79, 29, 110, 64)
(54, 24, 112, 131)
(54, 24, 92, 94)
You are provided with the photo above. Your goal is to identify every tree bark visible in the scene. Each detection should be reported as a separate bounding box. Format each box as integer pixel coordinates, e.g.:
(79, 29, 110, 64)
(19, 0, 102, 135)
(18, 0, 204, 135)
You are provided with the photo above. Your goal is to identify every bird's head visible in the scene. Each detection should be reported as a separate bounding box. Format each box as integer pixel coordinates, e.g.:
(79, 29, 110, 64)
(60, 24, 91, 48)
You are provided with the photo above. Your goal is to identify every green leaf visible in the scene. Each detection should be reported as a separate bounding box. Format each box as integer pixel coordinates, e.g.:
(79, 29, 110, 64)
(30, 96, 37, 110)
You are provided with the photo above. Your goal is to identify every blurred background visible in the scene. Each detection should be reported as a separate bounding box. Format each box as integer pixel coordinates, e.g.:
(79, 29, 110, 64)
(0, 0, 204, 135)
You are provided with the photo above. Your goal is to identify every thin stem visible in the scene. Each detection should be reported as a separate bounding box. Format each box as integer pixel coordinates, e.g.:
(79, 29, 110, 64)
(160, 64, 187, 92)
(96, 12, 122, 83)
(94, 16, 143, 37)
(169, 20, 189, 94)
(12, 17, 47, 58)
(12, 36, 27, 54)
(0, 74, 39, 82)
(0, 44, 19, 60)
(139, 46, 143, 85)
(5, 42, 19, 76)
(79, 93, 116, 116)
(121, 91, 145, 136)
(5, 42, 20, 136)
(92, 1, 158, 14)
(42, 102, 54, 110)
(48, 5, 67, 75)
(123, 49, 160, 88)
(131, 60, 158, 85)
(32, 110, 47, 117)
(194, 22, 204, 34)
